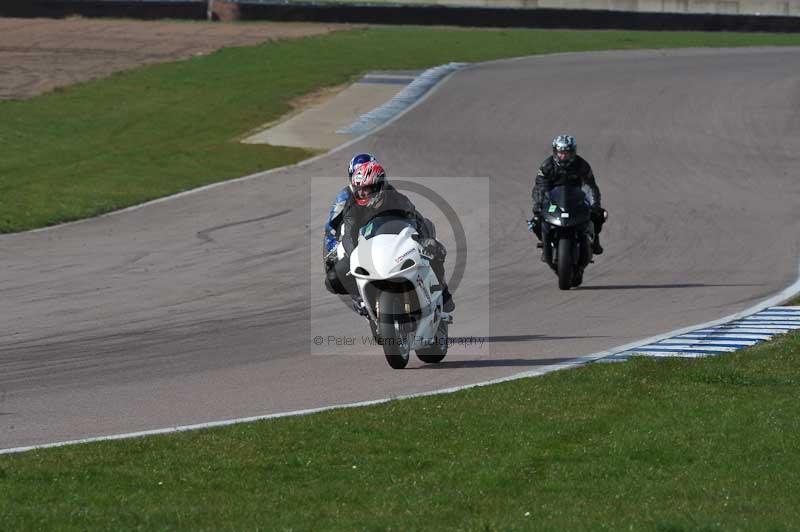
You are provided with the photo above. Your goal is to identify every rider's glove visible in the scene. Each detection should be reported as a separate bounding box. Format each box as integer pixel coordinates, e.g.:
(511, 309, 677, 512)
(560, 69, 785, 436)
(420, 238, 438, 260)
(324, 248, 338, 270)
(590, 207, 608, 223)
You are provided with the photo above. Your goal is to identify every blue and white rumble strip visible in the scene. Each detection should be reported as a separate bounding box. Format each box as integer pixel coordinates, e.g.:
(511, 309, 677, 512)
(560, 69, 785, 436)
(603, 306, 800, 361)
(336, 62, 468, 135)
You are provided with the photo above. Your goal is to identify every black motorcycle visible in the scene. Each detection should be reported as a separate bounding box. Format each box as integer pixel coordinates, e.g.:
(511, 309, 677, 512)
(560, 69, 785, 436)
(535, 185, 596, 290)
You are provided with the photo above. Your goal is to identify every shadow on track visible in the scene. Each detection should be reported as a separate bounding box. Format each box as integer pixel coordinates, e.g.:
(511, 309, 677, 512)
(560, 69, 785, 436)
(416, 356, 578, 370)
(412, 334, 610, 370)
(449, 334, 609, 343)
(576, 283, 763, 290)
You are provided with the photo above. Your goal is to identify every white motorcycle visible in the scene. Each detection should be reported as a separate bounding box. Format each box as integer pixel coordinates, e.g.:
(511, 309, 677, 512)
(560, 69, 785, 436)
(337, 213, 452, 369)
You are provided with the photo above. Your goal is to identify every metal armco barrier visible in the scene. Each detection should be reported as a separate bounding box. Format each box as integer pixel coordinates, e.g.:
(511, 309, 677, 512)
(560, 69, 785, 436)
(1, 0, 799, 31)
(0, 1, 207, 20)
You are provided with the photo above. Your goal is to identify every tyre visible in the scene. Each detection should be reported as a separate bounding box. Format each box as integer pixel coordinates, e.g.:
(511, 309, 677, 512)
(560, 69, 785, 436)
(579, 232, 592, 266)
(378, 290, 412, 369)
(572, 267, 584, 288)
(557, 238, 574, 290)
(416, 320, 448, 364)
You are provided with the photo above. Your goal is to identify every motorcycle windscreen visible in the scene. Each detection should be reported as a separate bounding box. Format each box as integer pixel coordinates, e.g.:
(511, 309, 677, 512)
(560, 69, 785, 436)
(359, 214, 417, 240)
(545, 186, 592, 224)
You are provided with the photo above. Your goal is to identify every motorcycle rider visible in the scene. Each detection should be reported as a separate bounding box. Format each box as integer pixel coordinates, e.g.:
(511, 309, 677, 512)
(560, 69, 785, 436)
(529, 134, 606, 259)
(324, 159, 455, 313)
(323, 153, 377, 259)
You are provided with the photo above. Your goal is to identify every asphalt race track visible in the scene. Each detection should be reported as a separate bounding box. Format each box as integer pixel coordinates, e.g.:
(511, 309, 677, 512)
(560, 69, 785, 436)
(1, 48, 799, 450)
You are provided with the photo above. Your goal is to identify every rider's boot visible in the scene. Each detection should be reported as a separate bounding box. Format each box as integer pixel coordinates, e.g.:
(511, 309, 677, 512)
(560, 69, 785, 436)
(351, 295, 369, 317)
(442, 284, 455, 313)
(592, 234, 604, 255)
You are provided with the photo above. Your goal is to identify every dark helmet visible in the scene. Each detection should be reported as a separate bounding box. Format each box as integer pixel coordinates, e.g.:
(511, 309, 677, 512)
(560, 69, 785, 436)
(552, 135, 577, 167)
(348, 153, 377, 178)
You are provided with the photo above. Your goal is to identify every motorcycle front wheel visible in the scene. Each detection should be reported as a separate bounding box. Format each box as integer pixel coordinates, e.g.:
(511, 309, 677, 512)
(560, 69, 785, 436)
(378, 290, 412, 369)
(557, 238, 574, 291)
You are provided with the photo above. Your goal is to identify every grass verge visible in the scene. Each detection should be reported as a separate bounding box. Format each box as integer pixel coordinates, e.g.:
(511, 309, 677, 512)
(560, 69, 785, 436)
(2, 27, 800, 232)
(1, 331, 799, 530)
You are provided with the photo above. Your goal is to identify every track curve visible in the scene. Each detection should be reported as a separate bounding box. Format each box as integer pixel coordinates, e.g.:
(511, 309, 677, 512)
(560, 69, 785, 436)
(1, 47, 799, 450)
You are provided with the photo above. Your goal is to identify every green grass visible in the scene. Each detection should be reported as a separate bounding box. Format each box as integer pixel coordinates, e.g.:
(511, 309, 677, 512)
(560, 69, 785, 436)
(3, 27, 800, 232)
(1, 331, 799, 530)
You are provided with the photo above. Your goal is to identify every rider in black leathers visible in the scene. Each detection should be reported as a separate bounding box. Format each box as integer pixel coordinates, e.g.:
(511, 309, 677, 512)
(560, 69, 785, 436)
(325, 160, 455, 312)
(530, 134, 606, 258)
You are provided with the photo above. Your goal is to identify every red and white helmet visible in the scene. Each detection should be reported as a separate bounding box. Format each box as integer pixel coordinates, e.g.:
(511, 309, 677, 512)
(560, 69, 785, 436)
(349, 161, 387, 208)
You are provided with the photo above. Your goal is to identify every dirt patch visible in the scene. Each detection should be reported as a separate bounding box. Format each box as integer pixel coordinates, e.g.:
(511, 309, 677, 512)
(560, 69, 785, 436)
(0, 17, 355, 100)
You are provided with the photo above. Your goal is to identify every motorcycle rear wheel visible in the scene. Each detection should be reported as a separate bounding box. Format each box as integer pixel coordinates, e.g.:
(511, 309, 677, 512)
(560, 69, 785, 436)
(572, 267, 584, 288)
(416, 320, 448, 364)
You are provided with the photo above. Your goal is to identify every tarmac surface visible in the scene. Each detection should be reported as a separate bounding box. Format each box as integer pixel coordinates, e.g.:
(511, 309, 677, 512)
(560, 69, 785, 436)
(1, 46, 799, 450)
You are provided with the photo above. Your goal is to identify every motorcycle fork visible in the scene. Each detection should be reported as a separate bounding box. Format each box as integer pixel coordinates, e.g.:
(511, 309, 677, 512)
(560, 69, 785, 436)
(550, 229, 581, 267)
